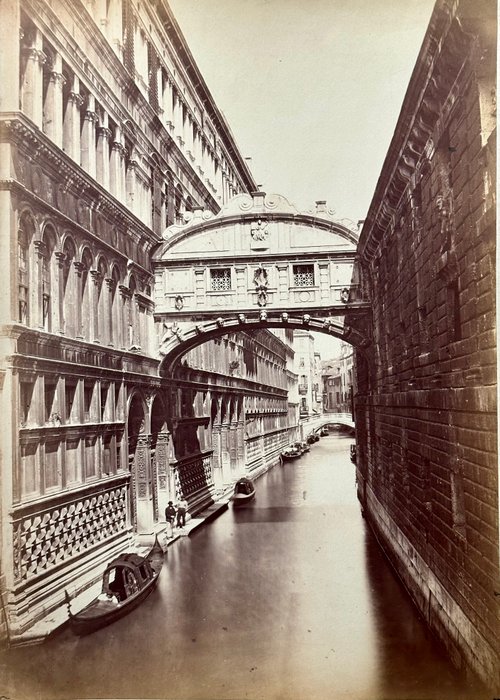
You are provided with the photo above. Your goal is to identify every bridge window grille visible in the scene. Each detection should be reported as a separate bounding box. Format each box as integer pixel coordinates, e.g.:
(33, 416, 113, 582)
(210, 268, 232, 291)
(293, 264, 315, 287)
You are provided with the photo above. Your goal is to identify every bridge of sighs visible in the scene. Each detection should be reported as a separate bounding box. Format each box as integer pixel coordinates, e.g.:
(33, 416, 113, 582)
(153, 191, 371, 373)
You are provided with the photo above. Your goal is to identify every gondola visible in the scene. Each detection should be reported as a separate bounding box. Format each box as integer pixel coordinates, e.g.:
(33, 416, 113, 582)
(281, 444, 302, 460)
(232, 476, 256, 505)
(64, 535, 164, 635)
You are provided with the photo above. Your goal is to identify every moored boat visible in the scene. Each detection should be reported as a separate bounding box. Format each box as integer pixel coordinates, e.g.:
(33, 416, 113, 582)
(281, 444, 302, 460)
(232, 476, 256, 505)
(65, 535, 164, 635)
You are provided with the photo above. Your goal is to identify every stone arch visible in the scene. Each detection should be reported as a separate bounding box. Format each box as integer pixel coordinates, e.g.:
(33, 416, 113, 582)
(17, 210, 36, 325)
(39, 223, 58, 332)
(61, 236, 77, 336)
(158, 313, 371, 378)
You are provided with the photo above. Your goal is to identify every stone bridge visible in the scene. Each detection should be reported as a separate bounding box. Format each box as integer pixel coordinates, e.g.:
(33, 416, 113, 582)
(153, 191, 371, 371)
(315, 413, 355, 430)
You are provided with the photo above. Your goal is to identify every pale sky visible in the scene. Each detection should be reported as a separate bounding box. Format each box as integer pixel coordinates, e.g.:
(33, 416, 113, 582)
(168, 0, 436, 358)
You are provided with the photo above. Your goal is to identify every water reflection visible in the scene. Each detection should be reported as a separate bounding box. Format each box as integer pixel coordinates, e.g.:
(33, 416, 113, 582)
(1, 433, 479, 700)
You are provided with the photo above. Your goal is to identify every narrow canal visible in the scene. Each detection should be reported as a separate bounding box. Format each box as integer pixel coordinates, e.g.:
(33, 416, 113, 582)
(2, 433, 482, 700)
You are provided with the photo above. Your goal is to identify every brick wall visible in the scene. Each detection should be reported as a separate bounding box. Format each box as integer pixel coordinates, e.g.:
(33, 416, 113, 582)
(353, 0, 498, 689)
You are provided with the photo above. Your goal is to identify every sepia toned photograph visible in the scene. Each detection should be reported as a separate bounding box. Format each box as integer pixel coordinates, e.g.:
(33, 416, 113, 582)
(0, 0, 497, 698)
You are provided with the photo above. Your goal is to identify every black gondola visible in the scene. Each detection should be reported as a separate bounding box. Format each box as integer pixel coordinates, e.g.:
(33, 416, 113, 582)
(232, 476, 256, 505)
(65, 535, 164, 635)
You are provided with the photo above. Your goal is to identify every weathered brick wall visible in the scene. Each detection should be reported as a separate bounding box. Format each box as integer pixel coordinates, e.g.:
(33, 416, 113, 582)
(353, 0, 498, 689)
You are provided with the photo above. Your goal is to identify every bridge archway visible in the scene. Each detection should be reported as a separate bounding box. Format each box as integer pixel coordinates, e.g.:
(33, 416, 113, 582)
(158, 312, 370, 376)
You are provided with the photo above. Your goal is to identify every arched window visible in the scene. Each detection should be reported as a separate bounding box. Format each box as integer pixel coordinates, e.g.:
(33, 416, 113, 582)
(62, 237, 76, 336)
(18, 213, 34, 324)
(40, 226, 56, 332)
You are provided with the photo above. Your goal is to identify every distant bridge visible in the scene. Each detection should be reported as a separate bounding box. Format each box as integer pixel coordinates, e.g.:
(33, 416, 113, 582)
(314, 413, 355, 431)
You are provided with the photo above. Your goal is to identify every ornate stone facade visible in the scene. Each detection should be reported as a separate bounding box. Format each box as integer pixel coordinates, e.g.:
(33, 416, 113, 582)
(0, 0, 298, 644)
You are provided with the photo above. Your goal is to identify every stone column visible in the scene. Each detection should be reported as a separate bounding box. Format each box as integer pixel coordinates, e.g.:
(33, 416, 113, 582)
(96, 117, 111, 190)
(211, 425, 223, 492)
(229, 422, 238, 475)
(174, 92, 184, 145)
(133, 434, 155, 535)
(125, 159, 138, 214)
(119, 285, 131, 350)
(155, 431, 170, 515)
(89, 269, 102, 342)
(81, 94, 97, 177)
(104, 277, 115, 346)
(220, 424, 231, 486)
(73, 261, 84, 339)
(109, 124, 125, 201)
(55, 250, 66, 334)
(33, 240, 46, 329)
(236, 420, 245, 474)
(63, 77, 83, 161)
(43, 52, 65, 147)
(20, 28, 45, 127)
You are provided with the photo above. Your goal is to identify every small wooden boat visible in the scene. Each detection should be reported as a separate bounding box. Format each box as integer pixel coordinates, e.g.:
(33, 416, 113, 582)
(65, 535, 164, 635)
(232, 477, 256, 505)
(281, 444, 302, 460)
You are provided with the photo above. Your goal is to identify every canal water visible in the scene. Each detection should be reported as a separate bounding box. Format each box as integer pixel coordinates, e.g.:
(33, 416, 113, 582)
(1, 433, 484, 700)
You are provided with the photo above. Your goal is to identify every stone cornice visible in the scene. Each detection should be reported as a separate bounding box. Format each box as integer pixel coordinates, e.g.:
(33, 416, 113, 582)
(1, 114, 160, 255)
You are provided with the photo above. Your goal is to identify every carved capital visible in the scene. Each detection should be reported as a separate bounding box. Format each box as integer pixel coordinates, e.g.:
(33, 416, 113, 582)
(49, 71, 66, 87)
(119, 284, 132, 299)
(68, 92, 84, 108)
(55, 251, 66, 267)
(84, 110, 98, 124)
(97, 126, 112, 140)
(22, 47, 46, 65)
(90, 269, 102, 284)
(73, 261, 85, 276)
(33, 240, 47, 258)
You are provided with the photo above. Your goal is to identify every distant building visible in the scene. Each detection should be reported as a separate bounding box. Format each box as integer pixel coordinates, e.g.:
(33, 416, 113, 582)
(321, 343, 354, 415)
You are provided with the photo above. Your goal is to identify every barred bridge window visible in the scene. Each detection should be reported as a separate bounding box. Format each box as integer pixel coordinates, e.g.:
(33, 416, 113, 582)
(293, 264, 315, 287)
(210, 268, 231, 291)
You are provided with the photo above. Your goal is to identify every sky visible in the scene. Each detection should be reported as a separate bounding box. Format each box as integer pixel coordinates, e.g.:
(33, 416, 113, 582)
(168, 0, 436, 358)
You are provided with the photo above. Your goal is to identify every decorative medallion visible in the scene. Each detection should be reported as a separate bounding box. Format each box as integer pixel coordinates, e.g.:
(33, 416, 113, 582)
(250, 218, 270, 250)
